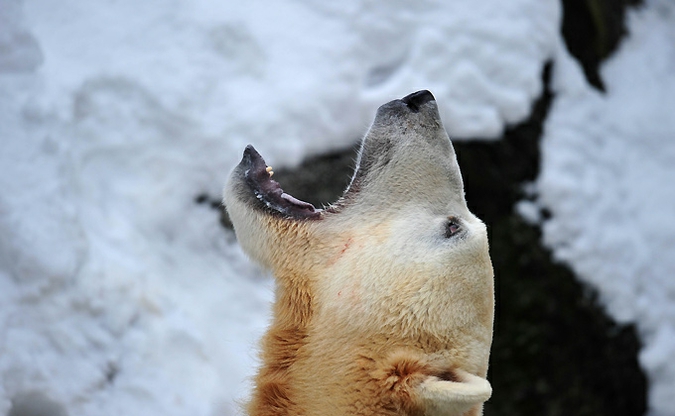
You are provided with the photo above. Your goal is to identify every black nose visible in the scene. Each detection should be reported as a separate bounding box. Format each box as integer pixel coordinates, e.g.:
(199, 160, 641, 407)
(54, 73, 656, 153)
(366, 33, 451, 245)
(401, 90, 435, 112)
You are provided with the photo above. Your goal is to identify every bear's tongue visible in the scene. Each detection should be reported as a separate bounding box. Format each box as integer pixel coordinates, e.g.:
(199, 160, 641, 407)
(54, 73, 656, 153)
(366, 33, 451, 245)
(242, 145, 320, 218)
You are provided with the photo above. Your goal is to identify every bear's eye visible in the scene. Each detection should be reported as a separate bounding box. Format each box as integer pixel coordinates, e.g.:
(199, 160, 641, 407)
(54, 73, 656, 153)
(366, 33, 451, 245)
(445, 217, 461, 238)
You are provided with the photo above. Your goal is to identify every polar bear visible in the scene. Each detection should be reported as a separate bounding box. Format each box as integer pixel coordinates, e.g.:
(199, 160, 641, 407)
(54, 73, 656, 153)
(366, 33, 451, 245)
(224, 90, 494, 416)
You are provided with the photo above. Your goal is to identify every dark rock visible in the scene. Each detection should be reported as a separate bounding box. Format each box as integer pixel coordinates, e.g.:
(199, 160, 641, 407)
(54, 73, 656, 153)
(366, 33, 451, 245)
(456, 62, 646, 416)
(561, 0, 644, 91)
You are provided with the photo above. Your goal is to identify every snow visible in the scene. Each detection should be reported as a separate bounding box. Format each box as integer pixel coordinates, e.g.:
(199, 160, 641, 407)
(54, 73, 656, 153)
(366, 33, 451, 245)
(0, 0, 673, 415)
(537, 2, 675, 414)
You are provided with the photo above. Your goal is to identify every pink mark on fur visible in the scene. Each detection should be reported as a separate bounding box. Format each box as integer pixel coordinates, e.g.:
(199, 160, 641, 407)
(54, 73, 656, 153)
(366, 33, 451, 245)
(340, 238, 353, 254)
(326, 237, 354, 267)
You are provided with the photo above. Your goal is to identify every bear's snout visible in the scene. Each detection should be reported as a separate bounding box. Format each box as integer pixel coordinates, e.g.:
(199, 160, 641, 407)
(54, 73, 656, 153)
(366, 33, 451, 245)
(401, 89, 435, 112)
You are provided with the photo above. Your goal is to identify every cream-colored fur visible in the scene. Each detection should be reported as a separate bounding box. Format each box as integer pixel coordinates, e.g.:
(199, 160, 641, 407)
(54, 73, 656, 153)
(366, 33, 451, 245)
(224, 90, 494, 416)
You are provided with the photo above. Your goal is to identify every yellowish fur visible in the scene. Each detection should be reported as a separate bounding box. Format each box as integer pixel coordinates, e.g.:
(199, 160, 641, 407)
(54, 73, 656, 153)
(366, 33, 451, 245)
(224, 91, 494, 416)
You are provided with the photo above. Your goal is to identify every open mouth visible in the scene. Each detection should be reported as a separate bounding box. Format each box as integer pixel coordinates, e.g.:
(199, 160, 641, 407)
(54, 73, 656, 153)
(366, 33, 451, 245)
(241, 145, 322, 219)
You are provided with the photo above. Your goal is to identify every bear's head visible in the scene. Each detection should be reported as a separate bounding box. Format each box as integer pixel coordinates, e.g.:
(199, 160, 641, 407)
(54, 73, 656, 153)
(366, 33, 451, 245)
(224, 90, 494, 416)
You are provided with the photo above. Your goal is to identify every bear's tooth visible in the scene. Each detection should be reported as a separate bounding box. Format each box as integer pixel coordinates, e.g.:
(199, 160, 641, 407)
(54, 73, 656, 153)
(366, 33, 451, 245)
(266, 166, 274, 177)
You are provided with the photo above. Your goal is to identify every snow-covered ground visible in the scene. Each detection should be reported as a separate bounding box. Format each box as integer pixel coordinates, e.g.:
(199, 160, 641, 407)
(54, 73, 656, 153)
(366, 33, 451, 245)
(0, 0, 672, 415)
(536, 2, 675, 413)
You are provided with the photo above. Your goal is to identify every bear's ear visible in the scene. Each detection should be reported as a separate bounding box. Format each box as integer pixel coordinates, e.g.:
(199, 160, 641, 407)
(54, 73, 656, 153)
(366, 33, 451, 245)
(418, 369, 492, 416)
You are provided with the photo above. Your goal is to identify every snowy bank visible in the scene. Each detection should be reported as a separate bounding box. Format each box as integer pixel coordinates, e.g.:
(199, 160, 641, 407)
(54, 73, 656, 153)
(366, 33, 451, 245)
(538, 2, 675, 414)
